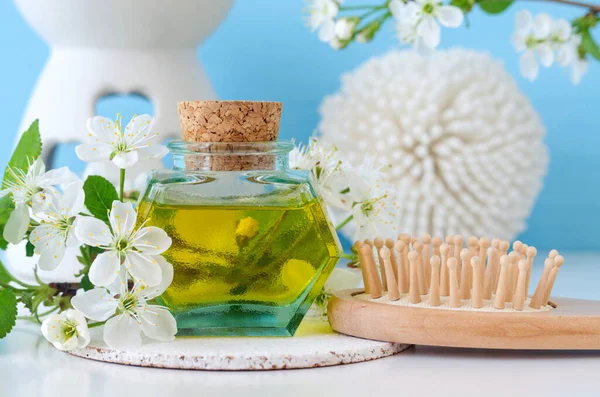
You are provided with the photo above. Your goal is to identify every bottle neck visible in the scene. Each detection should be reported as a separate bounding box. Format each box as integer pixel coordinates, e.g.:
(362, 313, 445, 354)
(168, 141, 292, 172)
(172, 153, 290, 171)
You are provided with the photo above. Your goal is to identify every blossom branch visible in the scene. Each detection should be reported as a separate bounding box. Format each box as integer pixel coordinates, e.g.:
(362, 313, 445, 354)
(527, 0, 600, 13)
(307, 0, 600, 82)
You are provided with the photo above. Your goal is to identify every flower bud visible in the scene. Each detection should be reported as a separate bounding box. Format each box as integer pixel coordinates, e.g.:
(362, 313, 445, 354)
(335, 18, 356, 40)
(357, 20, 381, 43)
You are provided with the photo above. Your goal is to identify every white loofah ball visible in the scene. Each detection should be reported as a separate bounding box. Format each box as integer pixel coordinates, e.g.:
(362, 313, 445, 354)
(319, 49, 548, 240)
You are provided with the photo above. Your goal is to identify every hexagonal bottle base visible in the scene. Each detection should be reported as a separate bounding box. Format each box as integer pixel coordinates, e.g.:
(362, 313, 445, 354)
(173, 301, 314, 337)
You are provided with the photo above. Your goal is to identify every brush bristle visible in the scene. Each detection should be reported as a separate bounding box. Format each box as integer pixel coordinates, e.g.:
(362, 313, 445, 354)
(355, 234, 563, 311)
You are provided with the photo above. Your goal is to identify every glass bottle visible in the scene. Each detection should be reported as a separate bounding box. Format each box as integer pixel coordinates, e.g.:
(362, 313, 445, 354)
(137, 101, 342, 336)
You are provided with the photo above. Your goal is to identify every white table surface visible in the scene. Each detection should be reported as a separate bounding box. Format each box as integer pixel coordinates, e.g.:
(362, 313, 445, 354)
(2, 252, 600, 397)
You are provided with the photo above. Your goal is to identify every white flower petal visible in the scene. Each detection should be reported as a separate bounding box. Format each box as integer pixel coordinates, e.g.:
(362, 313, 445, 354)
(41, 310, 90, 351)
(87, 116, 118, 143)
(335, 19, 354, 40)
(388, 0, 404, 18)
(28, 157, 46, 177)
(571, 58, 588, 85)
(88, 251, 121, 287)
(533, 13, 552, 40)
(61, 182, 85, 216)
(133, 226, 171, 255)
(111, 151, 139, 169)
(139, 306, 177, 342)
(519, 50, 539, 81)
(106, 265, 129, 296)
(552, 19, 572, 41)
(537, 43, 554, 67)
(325, 0, 339, 19)
(31, 190, 55, 215)
(144, 255, 174, 299)
(71, 288, 118, 322)
(63, 309, 91, 348)
(124, 251, 162, 286)
(41, 314, 62, 342)
(136, 145, 169, 161)
(30, 224, 56, 247)
(75, 217, 112, 247)
(318, 19, 336, 42)
(37, 236, 66, 271)
(103, 314, 142, 350)
(515, 9, 532, 32)
(324, 268, 361, 293)
(123, 115, 154, 146)
(63, 309, 88, 327)
(108, 200, 137, 238)
(556, 44, 573, 66)
(511, 31, 527, 52)
(66, 227, 80, 247)
(417, 16, 441, 49)
(38, 167, 79, 189)
(437, 6, 463, 28)
(403, 2, 421, 22)
(3, 203, 29, 244)
(75, 143, 113, 163)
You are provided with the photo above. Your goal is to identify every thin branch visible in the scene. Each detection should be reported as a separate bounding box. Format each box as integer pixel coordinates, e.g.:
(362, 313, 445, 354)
(526, 0, 600, 12)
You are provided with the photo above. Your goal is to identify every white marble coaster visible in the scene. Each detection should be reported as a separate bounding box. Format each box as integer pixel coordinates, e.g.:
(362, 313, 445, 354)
(68, 318, 411, 370)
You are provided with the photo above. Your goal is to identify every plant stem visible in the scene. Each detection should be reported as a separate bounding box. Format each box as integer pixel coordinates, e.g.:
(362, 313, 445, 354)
(119, 168, 125, 202)
(335, 214, 354, 231)
(0, 262, 39, 290)
(88, 321, 106, 329)
(527, 0, 600, 12)
(343, 0, 600, 14)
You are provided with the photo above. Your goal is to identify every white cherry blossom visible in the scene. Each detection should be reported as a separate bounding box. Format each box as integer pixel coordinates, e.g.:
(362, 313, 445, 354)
(74, 200, 172, 287)
(29, 183, 84, 271)
(389, 0, 463, 50)
(347, 157, 399, 241)
(512, 10, 581, 82)
(308, 0, 340, 42)
(71, 261, 176, 350)
(76, 114, 168, 170)
(290, 139, 353, 211)
(41, 309, 90, 351)
(0, 157, 77, 244)
(289, 139, 320, 171)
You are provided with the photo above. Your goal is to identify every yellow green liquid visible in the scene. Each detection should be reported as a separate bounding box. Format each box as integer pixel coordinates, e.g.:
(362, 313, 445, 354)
(136, 199, 341, 336)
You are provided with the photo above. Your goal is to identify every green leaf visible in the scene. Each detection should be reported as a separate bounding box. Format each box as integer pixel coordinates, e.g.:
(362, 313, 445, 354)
(0, 260, 12, 284)
(81, 274, 94, 291)
(2, 120, 42, 190)
(581, 30, 600, 61)
(83, 175, 118, 223)
(25, 241, 35, 257)
(0, 289, 18, 339)
(478, 0, 512, 14)
(451, 0, 475, 13)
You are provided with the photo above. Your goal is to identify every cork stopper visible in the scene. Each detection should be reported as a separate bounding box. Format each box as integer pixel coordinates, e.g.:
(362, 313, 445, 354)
(177, 101, 283, 171)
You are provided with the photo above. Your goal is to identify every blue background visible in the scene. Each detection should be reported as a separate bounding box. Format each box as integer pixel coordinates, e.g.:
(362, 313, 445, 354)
(0, 1, 598, 250)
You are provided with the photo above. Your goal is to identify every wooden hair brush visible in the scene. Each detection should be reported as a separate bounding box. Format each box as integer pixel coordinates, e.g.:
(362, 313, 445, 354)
(327, 234, 600, 350)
